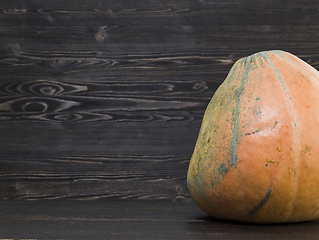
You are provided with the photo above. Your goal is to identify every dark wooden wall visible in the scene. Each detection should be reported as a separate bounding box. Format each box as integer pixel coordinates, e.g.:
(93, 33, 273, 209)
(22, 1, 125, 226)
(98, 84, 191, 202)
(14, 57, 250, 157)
(1, 0, 319, 201)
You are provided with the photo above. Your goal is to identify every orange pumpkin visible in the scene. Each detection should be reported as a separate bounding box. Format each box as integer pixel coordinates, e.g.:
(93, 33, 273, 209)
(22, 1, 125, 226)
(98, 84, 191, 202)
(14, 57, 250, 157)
(187, 50, 319, 223)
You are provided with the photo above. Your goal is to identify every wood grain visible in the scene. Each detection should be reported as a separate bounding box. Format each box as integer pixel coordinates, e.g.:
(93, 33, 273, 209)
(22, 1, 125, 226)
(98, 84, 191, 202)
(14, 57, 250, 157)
(0, 154, 191, 201)
(1, 200, 319, 239)
(1, 0, 319, 200)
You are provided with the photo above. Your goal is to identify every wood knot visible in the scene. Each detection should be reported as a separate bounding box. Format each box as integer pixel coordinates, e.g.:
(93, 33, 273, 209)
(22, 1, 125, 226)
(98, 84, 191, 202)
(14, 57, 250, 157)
(95, 28, 108, 42)
(9, 43, 21, 55)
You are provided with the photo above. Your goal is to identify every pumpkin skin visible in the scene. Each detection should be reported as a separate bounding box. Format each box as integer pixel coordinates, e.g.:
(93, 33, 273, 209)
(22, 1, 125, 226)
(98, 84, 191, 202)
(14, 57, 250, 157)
(187, 50, 319, 224)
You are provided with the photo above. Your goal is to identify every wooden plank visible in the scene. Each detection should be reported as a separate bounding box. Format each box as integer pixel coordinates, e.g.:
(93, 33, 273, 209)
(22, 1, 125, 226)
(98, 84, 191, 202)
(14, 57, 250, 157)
(1, 0, 319, 27)
(0, 154, 191, 200)
(1, 200, 319, 239)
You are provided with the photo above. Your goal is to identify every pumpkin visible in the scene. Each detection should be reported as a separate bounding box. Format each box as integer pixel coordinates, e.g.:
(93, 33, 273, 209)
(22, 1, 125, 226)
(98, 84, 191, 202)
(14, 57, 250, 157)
(187, 50, 319, 224)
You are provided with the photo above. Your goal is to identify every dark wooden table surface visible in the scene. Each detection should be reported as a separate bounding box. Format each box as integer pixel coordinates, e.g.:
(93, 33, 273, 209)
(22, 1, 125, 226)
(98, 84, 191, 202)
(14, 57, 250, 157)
(2, 0, 319, 202)
(2, 1, 319, 239)
(2, 200, 319, 240)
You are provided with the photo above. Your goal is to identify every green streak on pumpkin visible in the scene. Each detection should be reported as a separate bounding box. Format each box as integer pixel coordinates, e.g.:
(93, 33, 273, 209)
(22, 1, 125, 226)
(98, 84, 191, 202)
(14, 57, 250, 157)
(262, 52, 298, 129)
(248, 189, 272, 216)
(262, 51, 302, 222)
(230, 57, 252, 169)
(275, 50, 298, 66)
